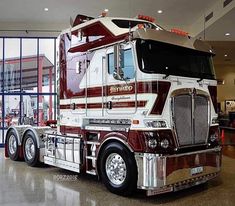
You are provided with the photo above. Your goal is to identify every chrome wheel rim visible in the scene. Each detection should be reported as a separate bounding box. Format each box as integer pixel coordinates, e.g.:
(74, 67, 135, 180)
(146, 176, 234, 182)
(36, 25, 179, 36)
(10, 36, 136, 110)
(25, 138, 35, 160)
(8, 135, 17, 155)
(105, 153, 127, 185)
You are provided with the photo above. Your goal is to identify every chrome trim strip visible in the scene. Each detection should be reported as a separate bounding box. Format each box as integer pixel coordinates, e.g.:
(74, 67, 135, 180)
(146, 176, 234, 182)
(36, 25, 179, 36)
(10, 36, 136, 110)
(99, 136, 134, 153)
(166, 146, 221, 158)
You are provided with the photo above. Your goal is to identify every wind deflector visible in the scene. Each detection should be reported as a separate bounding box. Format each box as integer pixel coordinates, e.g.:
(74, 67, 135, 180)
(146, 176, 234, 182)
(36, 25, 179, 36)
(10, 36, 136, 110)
(69, 22, 127, 53)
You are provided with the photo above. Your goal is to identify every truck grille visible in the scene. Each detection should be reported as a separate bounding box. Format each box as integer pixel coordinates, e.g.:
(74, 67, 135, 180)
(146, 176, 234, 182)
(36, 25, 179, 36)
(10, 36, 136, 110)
(173, 94, 209, 147)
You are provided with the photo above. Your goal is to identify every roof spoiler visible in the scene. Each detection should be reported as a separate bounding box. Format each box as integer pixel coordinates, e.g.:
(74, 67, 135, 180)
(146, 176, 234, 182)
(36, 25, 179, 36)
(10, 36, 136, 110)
(72, 14, 94, 27)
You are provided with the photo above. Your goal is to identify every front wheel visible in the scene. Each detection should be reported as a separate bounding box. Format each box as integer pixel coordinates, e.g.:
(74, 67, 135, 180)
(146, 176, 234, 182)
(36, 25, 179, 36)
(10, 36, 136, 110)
(99, 142, 137, 196)
(23, 131, 40, 167)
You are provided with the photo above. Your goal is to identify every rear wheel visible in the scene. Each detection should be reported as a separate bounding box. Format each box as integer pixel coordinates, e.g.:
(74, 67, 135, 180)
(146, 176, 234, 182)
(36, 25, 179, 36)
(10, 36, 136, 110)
(6, 130, 19, 161)
(23, 131, 40, 167)
(99, 142, 137, 196)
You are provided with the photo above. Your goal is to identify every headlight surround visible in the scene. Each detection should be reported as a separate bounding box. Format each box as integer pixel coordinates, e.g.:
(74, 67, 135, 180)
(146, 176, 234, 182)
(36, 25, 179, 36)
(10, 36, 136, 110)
(208, 126, 220, 146)
(144, 130, 174, 152)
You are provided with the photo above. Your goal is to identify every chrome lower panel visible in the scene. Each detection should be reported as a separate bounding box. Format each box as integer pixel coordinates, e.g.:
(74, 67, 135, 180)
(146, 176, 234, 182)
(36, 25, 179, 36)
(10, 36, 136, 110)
(146, 172, 218, 196)
(135, 147, 221, 193)
(44, 156, 80, 173)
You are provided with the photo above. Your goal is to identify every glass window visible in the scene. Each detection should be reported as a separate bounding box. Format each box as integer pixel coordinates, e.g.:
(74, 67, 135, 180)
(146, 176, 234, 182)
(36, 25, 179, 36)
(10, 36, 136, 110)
(22, 39, 38, 92)
(38, 95, 55, 126)
(39, 39, 55, 93)
(108, 49, 135, 80)
(4, 39, 21, 92)
(22, 95, 37, 126)
(0, 37, 57, 133)
(0, 95, 2, 127)
(136, 39, 216, 80)
(4, 95, 20, 128)
(0, 95, 3, 144)
(0, 38, 3, 92)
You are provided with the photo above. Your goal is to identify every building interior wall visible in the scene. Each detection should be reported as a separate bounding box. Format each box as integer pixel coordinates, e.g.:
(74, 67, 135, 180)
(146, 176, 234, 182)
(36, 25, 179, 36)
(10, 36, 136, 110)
(215, 64, 235, 112)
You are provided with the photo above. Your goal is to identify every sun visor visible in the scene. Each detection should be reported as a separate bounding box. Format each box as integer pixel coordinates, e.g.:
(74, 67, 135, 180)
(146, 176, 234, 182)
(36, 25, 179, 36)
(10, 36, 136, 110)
(132, 29, 214, 55)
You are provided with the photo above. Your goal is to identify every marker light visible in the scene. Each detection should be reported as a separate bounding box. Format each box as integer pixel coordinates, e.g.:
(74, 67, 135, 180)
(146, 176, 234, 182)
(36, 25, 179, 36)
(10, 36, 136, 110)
(137, 14, 155, 22)
(171, 28, 189, 37)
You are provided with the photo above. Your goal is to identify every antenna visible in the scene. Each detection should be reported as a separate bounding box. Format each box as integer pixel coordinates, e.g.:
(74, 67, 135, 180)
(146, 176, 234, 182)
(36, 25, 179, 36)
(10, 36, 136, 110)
(203, 13, 206, 40)
(70, 17, 74, 28)
(128, 20, 132, 41)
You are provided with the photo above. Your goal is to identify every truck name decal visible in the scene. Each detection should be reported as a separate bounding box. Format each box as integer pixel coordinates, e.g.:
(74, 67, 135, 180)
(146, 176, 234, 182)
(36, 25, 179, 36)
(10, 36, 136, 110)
(109, 85, 133, 94)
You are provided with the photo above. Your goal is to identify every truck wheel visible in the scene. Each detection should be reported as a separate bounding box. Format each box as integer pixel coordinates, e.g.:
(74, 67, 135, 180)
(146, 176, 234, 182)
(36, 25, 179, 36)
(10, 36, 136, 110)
(99, 142, 137, 196)
(23, 131, 40, 167)
(6, 130, 19, 161)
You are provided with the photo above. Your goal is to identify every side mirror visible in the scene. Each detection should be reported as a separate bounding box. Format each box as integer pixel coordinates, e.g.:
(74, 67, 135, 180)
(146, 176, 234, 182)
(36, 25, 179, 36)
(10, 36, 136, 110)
(113, 44, 125, 81)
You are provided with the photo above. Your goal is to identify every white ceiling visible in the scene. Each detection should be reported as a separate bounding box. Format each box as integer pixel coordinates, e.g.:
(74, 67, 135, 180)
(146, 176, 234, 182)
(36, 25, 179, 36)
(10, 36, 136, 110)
(0, 0, 216, 29)
(0, 0, 234, 65)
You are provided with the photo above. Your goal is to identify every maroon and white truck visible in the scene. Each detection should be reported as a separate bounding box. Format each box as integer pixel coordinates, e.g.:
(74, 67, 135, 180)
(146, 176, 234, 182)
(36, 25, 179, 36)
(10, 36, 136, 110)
(5, 14, 221, 196)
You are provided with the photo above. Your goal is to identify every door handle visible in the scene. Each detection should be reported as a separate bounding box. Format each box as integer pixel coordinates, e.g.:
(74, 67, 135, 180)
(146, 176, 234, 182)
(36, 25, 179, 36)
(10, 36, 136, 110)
(106, 101, 112, 109)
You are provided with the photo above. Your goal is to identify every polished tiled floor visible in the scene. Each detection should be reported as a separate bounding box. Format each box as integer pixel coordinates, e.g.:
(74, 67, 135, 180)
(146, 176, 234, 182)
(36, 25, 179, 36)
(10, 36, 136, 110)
(0, 131, 235, 206)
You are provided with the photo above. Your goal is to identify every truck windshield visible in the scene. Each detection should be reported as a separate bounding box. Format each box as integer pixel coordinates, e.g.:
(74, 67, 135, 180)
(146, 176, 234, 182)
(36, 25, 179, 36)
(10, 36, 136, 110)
(136, 39, 215, 79)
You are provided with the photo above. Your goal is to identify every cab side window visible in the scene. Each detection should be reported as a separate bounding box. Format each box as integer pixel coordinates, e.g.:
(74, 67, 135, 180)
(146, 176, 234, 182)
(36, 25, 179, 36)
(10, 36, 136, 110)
(108, 49, 135, 80)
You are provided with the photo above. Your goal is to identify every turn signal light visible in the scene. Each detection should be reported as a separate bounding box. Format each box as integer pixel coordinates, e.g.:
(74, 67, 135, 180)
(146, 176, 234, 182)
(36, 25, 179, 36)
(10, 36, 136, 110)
(133, 120, 140, 125)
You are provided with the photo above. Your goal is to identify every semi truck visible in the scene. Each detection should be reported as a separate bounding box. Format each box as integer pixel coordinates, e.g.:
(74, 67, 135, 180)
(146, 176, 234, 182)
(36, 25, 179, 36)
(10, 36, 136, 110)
(5, 14, 221, 196)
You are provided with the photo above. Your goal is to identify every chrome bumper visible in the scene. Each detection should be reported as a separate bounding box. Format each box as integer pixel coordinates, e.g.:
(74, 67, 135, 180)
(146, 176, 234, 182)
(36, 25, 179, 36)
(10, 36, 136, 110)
(135, 147, 221, 195)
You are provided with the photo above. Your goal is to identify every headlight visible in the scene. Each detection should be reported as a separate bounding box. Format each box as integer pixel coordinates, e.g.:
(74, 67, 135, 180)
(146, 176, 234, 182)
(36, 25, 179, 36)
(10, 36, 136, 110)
(160, 138, 170, 149)
(210, 132, 218, 142)
(147, 138, 158, 149)
(212, 118, 219, 124)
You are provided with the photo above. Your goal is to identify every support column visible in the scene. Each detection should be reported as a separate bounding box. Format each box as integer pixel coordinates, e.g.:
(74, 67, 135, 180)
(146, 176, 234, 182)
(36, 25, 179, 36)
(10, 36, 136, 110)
(38, 56, 43, 126)
(49, 66, 53, 120)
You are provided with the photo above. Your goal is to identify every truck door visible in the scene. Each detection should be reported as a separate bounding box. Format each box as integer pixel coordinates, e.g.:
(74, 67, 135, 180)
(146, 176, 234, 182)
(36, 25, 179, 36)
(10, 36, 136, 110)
(104, 43, 137, 115)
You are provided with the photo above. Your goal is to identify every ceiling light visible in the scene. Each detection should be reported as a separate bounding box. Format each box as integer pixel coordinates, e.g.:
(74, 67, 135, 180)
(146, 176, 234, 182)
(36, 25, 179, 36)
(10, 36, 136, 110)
(225, 33, 230, 36)
(157, 10, 163, 14)
(44, 8, 49, 12)
(224, 54, 228, 57)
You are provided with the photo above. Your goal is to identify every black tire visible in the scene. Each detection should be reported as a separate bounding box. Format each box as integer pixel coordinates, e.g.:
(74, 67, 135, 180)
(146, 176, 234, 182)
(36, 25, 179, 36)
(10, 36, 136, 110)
(6, 129, 20, 161)
(99, 142, 137, 196)
(23, 131, 40, 167)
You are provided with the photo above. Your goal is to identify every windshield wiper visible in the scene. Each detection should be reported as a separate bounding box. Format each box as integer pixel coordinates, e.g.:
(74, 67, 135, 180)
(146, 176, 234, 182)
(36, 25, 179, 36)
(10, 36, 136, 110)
(163, 73, 170, 79)
(197, 77, 204, 83)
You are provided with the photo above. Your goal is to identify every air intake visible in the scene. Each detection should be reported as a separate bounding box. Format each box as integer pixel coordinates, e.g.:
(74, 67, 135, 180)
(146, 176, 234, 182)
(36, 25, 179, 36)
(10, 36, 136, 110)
(223, 0, 233, 8)
(205, 12, 213, 22)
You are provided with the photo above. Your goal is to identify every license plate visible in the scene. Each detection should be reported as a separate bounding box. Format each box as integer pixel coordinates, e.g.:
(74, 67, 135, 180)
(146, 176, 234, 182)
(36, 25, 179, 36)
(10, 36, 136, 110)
(191, 166, 203, 176)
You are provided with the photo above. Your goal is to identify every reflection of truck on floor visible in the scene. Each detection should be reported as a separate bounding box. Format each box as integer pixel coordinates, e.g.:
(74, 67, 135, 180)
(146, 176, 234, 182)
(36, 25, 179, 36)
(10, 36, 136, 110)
(5, 14, 221, 196)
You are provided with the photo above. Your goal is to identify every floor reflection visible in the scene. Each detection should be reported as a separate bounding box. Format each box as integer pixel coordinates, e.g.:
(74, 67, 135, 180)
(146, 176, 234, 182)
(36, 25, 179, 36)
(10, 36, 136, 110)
(0, 153, 113, 206)
(0, 130, 234, 206)
(221, 129, 235, 159)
